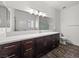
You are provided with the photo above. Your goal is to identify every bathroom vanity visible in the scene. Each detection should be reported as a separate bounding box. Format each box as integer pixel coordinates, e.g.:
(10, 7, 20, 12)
(0, 32, 60, 58)
(0, 4, 60, 58)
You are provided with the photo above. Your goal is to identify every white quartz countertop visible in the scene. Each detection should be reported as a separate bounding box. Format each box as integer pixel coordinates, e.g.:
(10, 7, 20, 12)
(0, 32, 59, 45)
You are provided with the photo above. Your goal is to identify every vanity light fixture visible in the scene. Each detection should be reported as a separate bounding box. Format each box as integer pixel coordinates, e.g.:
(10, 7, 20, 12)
(29, 9, 34, 14)
(33, 10, 38, 15)
(42, 13, 47, 17)
(25, 7, 48, 17)
(38, 12, 43, 16)
(39, 12, 47, 17)
(26, 8, 33, 14)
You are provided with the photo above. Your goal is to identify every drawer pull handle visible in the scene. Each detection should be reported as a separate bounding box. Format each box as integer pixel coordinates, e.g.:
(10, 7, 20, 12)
(7, 54, 15, 58)
(26, 41, 32, 44)
(25, 48, 32, 52)
(4, 45, 16, 49)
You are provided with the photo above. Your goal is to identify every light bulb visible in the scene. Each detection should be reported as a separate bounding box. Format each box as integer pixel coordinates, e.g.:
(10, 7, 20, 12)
(39, 12, 43, 16)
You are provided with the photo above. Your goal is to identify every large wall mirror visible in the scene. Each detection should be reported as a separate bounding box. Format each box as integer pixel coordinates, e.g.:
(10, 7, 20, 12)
(6, 8, 50, 37)
(0, 6, 10, 27)
(14, 9, 37, 31)
(0, 5, 10, 39)
(14, 9, 50, 31)
(39, 16, 49, 30)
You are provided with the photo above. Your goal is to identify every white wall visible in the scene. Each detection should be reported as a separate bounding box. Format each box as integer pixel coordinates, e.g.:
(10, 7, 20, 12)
(47, 7, 61, 32)
(61, 4, 79, 46)
(5, 1, 53, 17)
(6, 8, 15, 32)
(0, 2, 6, 40)
(54, 9, 61, 32)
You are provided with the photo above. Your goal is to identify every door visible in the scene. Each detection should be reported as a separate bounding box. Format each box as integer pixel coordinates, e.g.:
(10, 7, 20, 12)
(61, 8, 79, 46)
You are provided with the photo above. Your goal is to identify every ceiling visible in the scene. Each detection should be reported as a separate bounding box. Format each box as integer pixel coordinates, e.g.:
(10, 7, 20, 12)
(4, 1, 79, 10)
(45, 1, 79, 9)
(1, 1, 79, 17)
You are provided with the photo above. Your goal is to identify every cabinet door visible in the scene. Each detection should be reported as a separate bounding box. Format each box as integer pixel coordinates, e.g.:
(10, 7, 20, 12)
(43, 36, 50, 50)
(54, 34, 60, 47)
(33, 37, 44, 57)
(34, 36, 50, 57)
(50, 34, 60, 48)
(43, 36, 55, 52)
(0, 46, 3, 57)
(34, 34, 60, 57)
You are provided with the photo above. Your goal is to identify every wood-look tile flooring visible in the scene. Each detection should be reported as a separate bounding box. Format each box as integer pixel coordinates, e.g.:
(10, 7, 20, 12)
(41, 44, 79, 58)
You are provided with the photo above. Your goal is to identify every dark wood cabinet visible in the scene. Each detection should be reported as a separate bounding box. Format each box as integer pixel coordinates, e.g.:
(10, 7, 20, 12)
(0, 42, 20, 58)
(33, 37, 45, 57)
(34, 34, 60, 57)
(21, 39, 33, 58)
(0, 33, 60, 58)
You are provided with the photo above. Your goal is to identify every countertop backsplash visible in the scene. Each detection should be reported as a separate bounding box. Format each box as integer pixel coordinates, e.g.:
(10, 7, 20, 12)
(6, 30, 52, 37)
(0, 28, 6, 40)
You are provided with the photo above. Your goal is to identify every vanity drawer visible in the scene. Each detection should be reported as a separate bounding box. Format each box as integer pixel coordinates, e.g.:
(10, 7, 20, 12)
(22, 39, 33, 58)
(0, 42, 20, 58)
(4, 54, 17, 58)
(24, 48, 32, 58)
(24, 43, 32, 49)
(22, 39, 32, 49)
(2, 44, 17, 54)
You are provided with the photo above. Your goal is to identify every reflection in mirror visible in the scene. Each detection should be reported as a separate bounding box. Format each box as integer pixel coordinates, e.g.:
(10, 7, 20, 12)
(6, 8, 50, 37)
(0, 6, 10, 27)
(0, 5, 10, 40)
(39, 16, 49, 30)
(14, 9, 36, 31)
